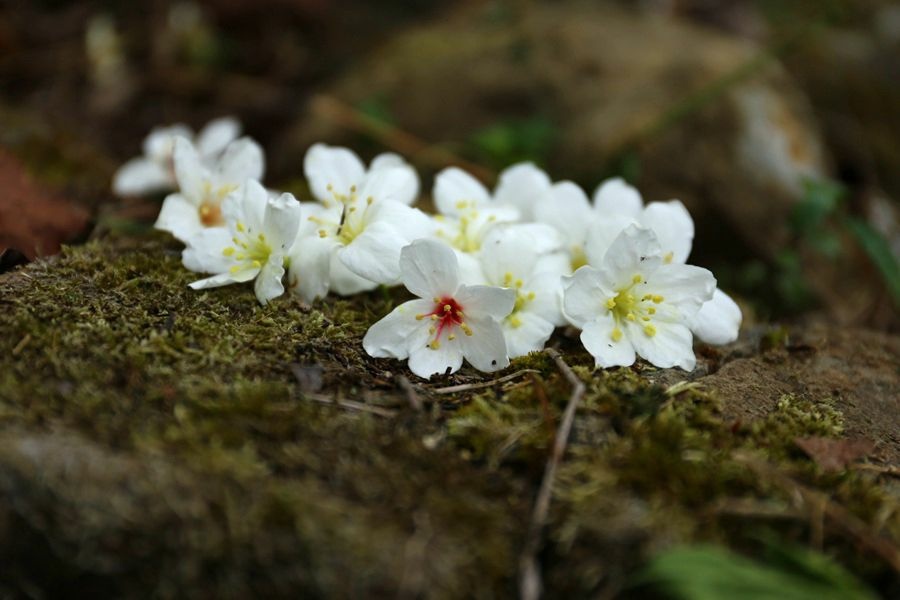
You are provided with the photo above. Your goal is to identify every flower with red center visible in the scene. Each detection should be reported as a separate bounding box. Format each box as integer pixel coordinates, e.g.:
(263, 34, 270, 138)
(363, 239, 515, 379)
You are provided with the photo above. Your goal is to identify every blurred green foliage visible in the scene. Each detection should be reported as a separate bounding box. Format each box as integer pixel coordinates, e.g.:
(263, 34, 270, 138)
(467, 117, 556, 170)
(631, 544, 877, 600)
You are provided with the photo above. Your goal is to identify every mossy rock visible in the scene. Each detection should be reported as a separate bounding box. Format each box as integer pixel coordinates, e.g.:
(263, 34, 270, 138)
(0, 235, 898, 597)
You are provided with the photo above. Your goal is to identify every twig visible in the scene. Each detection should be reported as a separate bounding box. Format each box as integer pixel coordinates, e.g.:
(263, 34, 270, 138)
(430, 369, 541, 394)
(12, 333, 31, 356)
(519, 349, 586, 600)
(301, 393, 397, 419)
(733, 451, 900, 573)
(396, 375, 422, 412)
(854, 463, 900, 478)
(309, 94, 496, 183)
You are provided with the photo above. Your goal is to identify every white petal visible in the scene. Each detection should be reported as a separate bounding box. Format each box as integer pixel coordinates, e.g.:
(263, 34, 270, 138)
(562, 267, 612, 328)
(254, 256, 286, 305)
(456, 251, 488, 286)
(534, 251, 572, 278)
(337, 221, 405, 284)
(690, 289, 742, 345)
(503, 312, 555, 358)
(366, 201, 434, 241)
(329, 251, 378, 295)
(626, 320, 696, 370)
(493, 162, 552, 220)
(363, 299, 434, 359)
(196, 116, 241, 158)
(592, 177, 643, 219)
(479, 227, 540, 287)
(524, 271, 566, 326)
(433, 167, 491, 216)
(534, 181, 594, 245)
(601, 225, 662, 282)
(581, 315, 637, 368)
(155, 193, 203, 242)
(262, 192, 303, 251)
(181, 227, 233, 273)
(459, 314, 509, 373)
(362, 163, 419, 206)
(640, 200, 694, 264)
(227, 180, 267, 233)
(456, 285, 516, 321)
(189, 266, 258, 290)
(287, 237, 336, 303)
(303, 143, 366, 202)
(143, 124, 192, 161)
(400, 239, 459, 299)
(172, 137, 206, 201)
(216, 137, 265, 184)
(408, 338, 464, 379)
(583, 214, 637, 267)
(644, 263, 716, 317)
(370, 152, 407, 171)
(112, 158, 172, 196)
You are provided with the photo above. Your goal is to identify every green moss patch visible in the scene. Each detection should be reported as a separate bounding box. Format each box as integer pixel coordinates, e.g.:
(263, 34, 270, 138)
(0, 234, 897, 597)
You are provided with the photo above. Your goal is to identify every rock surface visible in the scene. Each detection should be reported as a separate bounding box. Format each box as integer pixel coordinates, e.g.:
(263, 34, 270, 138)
(0, 236, 897, 597)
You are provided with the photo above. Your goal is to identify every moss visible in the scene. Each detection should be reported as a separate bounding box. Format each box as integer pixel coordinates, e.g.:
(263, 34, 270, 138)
(0, 234, 898, 598)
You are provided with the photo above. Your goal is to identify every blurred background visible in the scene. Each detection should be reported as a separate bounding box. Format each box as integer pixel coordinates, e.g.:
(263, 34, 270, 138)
(1, 0, 898, 330)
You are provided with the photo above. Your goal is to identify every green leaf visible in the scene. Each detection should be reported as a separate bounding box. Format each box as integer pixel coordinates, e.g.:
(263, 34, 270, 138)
(468, 117, 555, 168)
(791, 179, 845, 235)
(632, 545, 876, 600)
(843, 216, 900, 306)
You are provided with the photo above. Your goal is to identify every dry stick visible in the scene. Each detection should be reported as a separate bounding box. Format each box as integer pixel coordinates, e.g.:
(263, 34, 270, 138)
(309, 94, 497, 183)
(854, 463, 900, 478)
(302, 393, 398, 419)
(734, 452, 900, 573)
(396, 375, 423, 412)
(430, 369, 541, 395)
(519, 349, 586, 600)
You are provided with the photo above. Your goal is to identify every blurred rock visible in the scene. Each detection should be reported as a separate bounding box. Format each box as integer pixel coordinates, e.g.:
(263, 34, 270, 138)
(282, 2, 897, 325)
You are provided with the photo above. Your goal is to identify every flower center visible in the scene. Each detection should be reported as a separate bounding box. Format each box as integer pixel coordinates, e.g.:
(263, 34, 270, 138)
(311, 184, 373, 245)
(501, 272, 536, 329)
(415, 296, 472, 349)
(198, 182, 237, 227)
(435, 204, 496, 254)
(605, 274, 664, 341)
(222, 220, 272, 273)
(570, 246, 588, 271)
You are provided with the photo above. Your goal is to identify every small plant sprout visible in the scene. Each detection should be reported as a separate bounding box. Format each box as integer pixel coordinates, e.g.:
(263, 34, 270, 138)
(155, 135, 265, 243)
(112, 117, 241, 197)
(478, 226, 568, 357)
(186, 180, 301, 305)
(287, 148, 434, 302)
(563, 226, 716, 370)
(363, 239, 515, 379)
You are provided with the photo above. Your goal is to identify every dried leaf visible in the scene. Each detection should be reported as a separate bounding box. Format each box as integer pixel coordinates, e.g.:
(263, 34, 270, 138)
(795, 436, 875, 472)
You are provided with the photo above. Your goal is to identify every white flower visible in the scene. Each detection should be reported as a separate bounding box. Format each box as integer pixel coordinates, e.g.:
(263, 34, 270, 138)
(563, 226, 716, 371)
(532, 180, 597, 271)
(432, 166, 563, 283)
(363, 239, 515, 379)
(585, 178, 741, 344)
(287, 147, 433, 302)
(491, 162, 553, 221)
(304, 143, 419, 206)
(112, 117, 241, 197)
(155, 135, 265, 243)
(478, 226, 568, 358)
(185, 180, 300, 305)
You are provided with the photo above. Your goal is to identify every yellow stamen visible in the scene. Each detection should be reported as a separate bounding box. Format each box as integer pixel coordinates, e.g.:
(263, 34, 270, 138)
(644, 324, 657, 337)
(611, 328, 623, 342)
(222, 247, 235, 257)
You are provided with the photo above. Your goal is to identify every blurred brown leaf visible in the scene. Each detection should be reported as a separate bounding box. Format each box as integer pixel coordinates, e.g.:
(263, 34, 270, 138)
(795, 436, 875, 472)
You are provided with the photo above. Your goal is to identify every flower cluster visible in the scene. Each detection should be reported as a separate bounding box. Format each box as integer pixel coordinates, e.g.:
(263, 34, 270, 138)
(115, 118, 742, 379)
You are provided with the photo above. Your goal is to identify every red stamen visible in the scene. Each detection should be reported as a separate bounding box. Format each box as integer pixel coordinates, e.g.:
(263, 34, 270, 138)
(427, 296, 464, 345)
